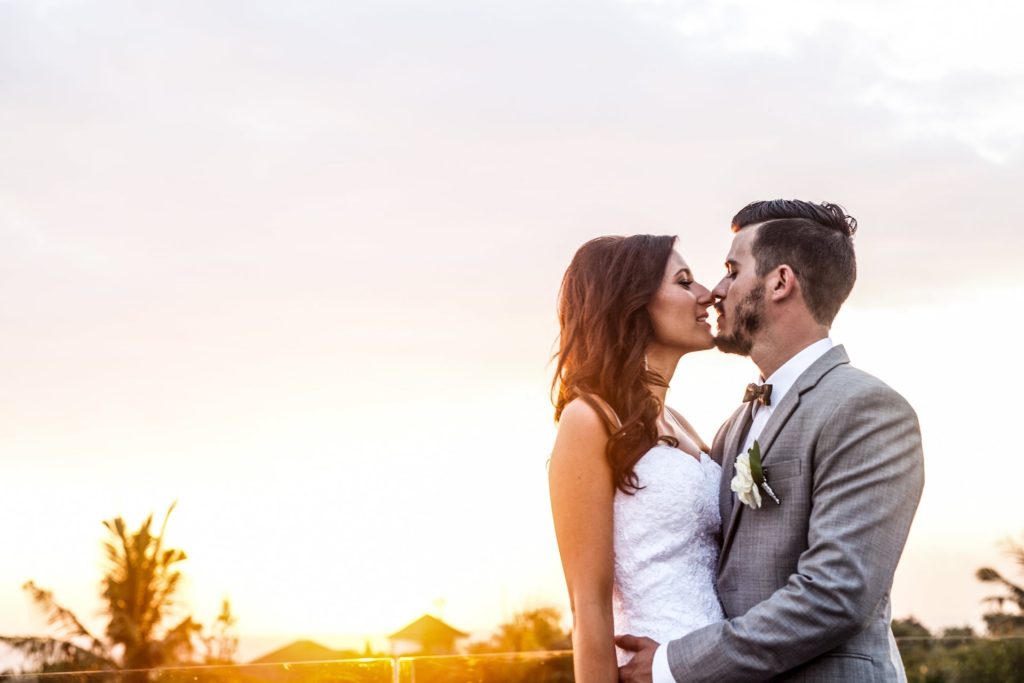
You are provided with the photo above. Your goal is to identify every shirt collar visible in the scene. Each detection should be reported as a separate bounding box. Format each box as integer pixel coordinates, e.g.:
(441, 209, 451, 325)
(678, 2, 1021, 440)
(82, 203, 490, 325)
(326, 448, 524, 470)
(756, 338, 834, 411)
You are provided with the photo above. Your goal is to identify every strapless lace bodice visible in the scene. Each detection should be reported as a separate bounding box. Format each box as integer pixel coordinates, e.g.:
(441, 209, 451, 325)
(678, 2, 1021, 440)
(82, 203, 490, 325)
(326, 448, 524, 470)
(613, 445, 725, 665)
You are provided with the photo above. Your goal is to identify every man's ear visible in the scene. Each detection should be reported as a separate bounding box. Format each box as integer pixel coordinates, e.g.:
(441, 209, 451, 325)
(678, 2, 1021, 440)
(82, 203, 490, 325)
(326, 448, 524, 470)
(769, 265, 798, 302)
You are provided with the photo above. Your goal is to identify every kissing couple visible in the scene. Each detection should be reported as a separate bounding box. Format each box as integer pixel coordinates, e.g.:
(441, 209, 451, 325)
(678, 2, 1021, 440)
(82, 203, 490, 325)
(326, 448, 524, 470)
(548, 199, 925, 682)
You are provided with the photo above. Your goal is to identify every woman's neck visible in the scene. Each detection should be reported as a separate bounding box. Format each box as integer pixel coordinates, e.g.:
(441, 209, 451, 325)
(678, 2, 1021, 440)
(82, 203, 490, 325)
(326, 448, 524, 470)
(645, 348, 681, 405)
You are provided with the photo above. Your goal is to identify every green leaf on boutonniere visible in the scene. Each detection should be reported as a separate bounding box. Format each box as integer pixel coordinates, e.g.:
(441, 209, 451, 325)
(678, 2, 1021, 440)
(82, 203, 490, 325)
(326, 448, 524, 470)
(748, 439, 781, 505)
(748, 440, 765, 486)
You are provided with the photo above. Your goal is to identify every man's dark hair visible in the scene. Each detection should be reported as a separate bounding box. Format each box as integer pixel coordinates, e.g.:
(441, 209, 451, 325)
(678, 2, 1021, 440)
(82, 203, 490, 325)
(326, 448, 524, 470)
(731, 199, 857, 326)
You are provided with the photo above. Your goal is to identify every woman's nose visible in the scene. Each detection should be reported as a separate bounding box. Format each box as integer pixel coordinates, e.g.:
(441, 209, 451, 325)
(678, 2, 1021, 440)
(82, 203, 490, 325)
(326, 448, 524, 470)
(695, 284, 713, 307)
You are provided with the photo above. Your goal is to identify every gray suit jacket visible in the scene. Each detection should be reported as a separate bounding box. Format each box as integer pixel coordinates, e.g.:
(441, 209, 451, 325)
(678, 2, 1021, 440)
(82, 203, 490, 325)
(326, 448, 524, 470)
(666, 345, 924, 682)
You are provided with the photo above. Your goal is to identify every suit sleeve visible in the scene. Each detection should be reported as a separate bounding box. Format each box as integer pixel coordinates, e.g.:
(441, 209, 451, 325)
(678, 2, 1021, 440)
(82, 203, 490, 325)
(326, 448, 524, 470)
(665, 385, 925, 682)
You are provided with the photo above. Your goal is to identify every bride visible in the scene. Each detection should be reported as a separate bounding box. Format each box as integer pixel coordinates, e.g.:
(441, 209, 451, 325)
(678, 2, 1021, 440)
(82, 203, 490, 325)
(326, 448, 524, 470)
(548, 234, 725, 682)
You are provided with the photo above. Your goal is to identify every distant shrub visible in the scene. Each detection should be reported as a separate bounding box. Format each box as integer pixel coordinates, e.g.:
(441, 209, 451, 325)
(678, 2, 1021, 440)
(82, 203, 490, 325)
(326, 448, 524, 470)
(901, 637, 1024, 683)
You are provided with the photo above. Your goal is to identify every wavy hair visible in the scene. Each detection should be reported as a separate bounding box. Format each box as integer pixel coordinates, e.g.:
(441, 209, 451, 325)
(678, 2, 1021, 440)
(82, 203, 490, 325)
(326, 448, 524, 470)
(551, 234, 678, 494)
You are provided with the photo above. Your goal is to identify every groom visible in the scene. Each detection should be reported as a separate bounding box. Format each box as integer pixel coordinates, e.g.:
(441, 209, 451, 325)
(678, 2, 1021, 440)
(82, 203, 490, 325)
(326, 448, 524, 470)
(618, 200, 925, 682)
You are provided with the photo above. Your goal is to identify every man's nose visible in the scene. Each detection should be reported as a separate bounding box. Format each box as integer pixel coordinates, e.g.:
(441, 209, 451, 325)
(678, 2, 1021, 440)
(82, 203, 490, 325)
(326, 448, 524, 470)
(711, 279, 729, 300)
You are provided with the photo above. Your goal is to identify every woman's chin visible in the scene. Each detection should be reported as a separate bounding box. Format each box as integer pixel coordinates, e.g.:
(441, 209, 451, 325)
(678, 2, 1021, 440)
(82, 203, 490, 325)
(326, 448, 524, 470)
(677, 335, 716, 354)
(697, 329, 717, 350)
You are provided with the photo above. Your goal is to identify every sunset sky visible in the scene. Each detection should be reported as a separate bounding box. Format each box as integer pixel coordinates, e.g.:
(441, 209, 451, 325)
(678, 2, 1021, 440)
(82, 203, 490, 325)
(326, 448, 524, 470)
(2, 0, 1023, 662)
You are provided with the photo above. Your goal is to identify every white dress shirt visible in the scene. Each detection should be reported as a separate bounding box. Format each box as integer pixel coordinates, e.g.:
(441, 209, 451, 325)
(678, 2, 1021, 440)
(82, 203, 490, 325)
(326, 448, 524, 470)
(740, 337, 834, 457)
(650, 338, 834, 682)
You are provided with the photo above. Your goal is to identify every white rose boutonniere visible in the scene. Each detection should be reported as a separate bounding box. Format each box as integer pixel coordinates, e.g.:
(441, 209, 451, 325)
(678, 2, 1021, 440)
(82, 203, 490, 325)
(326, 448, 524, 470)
(730, 440, 780, 509)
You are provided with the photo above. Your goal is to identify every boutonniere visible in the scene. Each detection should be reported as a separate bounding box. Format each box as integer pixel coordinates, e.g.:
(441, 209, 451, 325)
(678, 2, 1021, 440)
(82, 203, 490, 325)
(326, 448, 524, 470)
(730, 440, 781, 509)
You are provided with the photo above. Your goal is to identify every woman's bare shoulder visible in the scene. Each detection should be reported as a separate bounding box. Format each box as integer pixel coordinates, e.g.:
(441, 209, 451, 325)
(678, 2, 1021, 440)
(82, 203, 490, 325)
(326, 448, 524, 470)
(552, 397, 613, 468)
(564, 393, 621, 431)
(665, 405, 710, 453)
(550, 398, 615, 500)
(559, 396, 609, 429)
(556, 399, 609, 446)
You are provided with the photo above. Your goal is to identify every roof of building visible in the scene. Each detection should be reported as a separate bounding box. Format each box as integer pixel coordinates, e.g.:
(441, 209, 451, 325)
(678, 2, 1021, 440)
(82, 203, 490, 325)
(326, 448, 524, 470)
(249, 639, 358, 664)
(387, 614, 469, 641)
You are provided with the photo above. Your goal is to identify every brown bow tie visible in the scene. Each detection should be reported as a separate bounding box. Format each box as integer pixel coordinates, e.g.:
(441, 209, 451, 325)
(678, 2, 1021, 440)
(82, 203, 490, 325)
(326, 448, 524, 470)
(743, 383, 773, 406)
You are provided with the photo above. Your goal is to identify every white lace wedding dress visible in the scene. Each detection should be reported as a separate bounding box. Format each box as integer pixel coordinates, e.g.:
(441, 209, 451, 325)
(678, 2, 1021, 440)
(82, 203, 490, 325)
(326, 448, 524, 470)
(613, 443, 726, 665)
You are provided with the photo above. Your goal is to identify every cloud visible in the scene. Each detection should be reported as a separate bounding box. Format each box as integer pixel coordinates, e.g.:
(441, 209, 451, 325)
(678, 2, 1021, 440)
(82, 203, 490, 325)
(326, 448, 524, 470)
(622, 0, 1024, 162)
(0, 0, 1019, 389)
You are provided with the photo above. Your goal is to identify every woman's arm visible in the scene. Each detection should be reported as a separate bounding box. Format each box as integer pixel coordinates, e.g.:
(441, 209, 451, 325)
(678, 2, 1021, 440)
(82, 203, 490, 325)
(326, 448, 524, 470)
(548, 398, 618, 683)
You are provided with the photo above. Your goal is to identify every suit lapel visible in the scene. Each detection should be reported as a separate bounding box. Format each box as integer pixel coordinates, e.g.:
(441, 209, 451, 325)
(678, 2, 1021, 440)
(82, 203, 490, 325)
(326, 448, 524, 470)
(752, 388, 801, 466)
(718, 404, 753, 570)
(718, 407, 749, 516)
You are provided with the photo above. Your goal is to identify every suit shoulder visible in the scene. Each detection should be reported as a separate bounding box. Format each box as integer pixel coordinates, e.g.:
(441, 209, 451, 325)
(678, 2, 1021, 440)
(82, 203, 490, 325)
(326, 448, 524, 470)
(819, 364, 917, 416)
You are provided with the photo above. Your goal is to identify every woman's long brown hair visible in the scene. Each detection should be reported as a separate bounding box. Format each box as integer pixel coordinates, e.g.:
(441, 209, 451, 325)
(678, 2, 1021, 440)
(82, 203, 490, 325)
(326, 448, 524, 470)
(552, 234, 678, 494)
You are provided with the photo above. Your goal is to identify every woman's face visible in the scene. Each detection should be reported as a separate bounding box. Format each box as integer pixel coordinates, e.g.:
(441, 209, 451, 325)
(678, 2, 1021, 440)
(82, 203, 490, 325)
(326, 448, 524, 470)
(646, 250, 714, 354)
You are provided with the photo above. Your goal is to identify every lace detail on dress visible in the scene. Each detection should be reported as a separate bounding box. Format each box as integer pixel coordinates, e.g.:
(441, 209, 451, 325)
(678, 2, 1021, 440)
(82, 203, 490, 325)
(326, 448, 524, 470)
(612, 445, 725, 665)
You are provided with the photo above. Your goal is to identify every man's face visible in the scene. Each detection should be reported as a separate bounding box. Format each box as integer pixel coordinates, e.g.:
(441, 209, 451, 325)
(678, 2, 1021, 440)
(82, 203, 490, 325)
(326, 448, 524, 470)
(712, 226, 765, 356)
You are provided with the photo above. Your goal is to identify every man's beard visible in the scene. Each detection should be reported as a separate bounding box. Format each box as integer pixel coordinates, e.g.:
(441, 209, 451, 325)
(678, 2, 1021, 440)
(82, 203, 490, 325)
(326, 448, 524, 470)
(714, 284, 765, 356)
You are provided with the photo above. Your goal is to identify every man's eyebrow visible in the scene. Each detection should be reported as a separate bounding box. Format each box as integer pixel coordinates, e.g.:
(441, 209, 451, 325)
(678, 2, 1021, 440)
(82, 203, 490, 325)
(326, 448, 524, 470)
(724, 259, 739, 269)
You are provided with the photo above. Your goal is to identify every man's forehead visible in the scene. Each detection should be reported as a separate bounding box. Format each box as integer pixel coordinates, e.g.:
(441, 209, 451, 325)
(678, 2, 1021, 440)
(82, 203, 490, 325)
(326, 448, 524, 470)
(728, 225, 757, 259)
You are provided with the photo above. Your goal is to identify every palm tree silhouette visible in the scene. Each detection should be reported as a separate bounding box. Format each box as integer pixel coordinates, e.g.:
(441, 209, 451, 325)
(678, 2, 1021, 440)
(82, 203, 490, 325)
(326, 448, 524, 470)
(976, 535, 1024, 636)
(1, 503, 203, 674)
